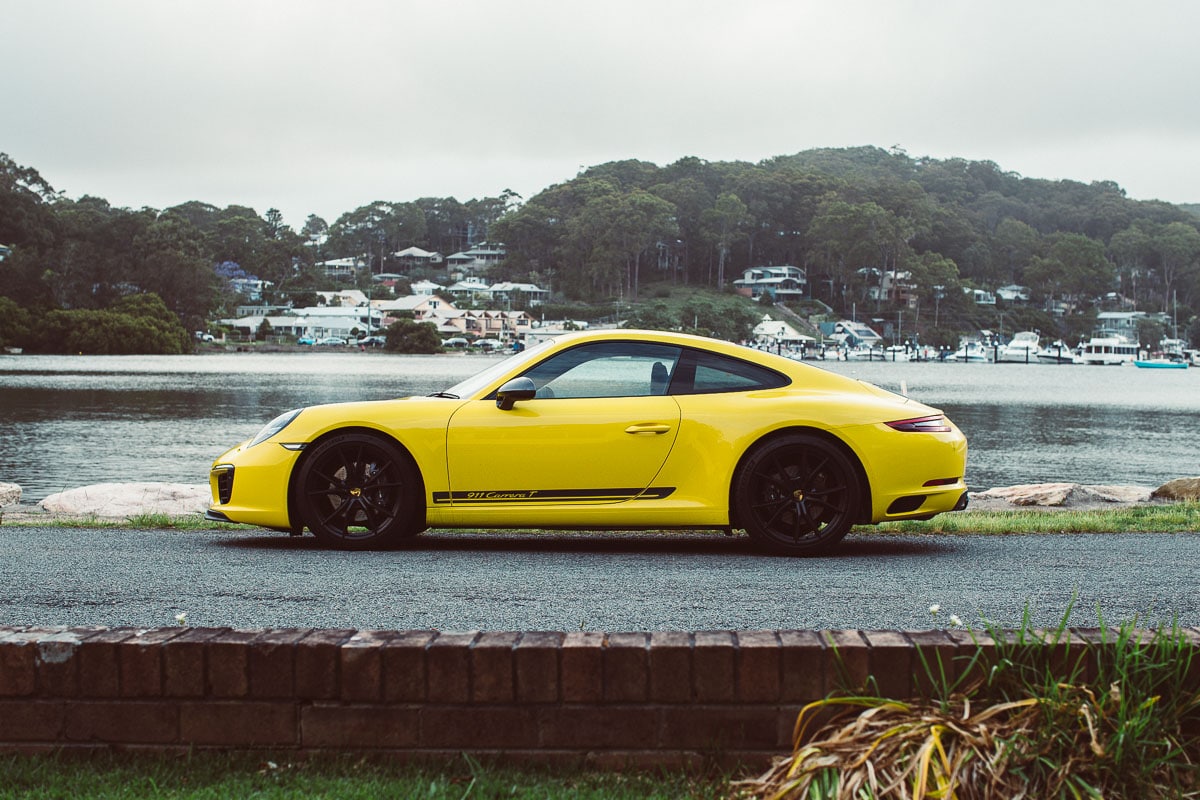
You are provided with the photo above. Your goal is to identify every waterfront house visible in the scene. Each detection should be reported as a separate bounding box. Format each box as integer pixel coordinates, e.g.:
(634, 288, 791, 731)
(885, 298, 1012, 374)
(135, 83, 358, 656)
(732, 265, 808, 302)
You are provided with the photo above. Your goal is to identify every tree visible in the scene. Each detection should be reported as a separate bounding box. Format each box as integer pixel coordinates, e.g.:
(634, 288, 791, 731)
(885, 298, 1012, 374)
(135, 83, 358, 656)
(383, 319, 442, 353)
(701, 192, 750, 288)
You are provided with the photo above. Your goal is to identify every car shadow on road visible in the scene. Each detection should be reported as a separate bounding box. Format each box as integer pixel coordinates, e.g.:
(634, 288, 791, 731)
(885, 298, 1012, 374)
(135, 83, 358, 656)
(209, 530, 958, 558)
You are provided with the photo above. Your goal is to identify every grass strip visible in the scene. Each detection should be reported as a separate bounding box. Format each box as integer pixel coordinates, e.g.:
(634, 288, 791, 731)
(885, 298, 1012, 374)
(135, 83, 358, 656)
(0, 752, 729, 799)
(5, 502, 1198, 534)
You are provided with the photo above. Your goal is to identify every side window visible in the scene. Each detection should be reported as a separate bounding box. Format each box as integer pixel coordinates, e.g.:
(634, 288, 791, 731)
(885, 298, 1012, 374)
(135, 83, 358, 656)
(672, 349, 790, 394)
(518, 342, 681, 399)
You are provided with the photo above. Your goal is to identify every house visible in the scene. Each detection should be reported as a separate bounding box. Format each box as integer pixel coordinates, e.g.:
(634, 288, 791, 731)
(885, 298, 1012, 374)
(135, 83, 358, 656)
(996, 284, 1031, 303)
(859, 269, 917, 307)
(819, 320, 883, 349)
(372, 294, 455, 324)
(488, 281, 549, 307)
(733, 266, 808, 302)
(1095, 311, 1145, 339)
(445, 242, 506, 272)
(444, 276, 493, 302)
(228, 278, 273, 302)
(965, 287, 997, 305)
(392, 246, 443, 270)
(315, 256, 365, 280)
(410, 279, 445, 295)
(753, 316, 815, 347)
(316, 289, 369, 307)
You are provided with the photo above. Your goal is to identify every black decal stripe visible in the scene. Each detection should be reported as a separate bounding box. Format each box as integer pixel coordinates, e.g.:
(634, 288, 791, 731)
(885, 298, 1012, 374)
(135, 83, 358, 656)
(431, 487, 676, 505)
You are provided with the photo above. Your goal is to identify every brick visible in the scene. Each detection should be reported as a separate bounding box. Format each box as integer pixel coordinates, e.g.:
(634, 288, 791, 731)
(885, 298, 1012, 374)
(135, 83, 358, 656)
(302, 703, 419, 748)
(294, 628, 354, 700)
(340, 630, 392, 703)
(736, 631, 780, 703)
(0, 634, 36, 696)
(427, 632, 477, 703)
(77, 628, 141, 697)
(207, 629, 260, 698)
(0, 699, 65, 741)
(249, 628, 311, 698)
(421, 706, 539, 749)
(120, 628, 186, 697)
(180, 701, 296, 746)
(515, 631, 562, 703)
(604, 633, 648, 703)
(661, 706, 790, 751)
(162, 627, 228, 697)
(693, 631, 735, 703)
(560, 631, 605, 703)
(382, 631, 435, 703)
(779, 630, 825, 702)
(648, 632, 691, 703)
(825, 631, 870, 693)
(863, 630, 913, 700)
(471, 632, 518, 703)
(905, 630, 958, 698)
(65, 701, 178, 744)
(538, 706, 658, 749)
(36, 629, 97, 698)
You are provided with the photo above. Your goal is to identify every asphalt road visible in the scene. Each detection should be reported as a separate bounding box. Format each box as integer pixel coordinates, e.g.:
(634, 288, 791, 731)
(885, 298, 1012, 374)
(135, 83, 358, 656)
(1, 526, 1195, 632)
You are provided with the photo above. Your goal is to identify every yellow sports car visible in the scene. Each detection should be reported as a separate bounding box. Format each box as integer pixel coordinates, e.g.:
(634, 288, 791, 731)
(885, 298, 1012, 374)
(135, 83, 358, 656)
(206, 329, 967, 555)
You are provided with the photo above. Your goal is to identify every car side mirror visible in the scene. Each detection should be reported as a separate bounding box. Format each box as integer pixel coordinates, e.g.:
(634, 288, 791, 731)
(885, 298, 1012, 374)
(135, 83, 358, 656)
(495, 376, 537, 410)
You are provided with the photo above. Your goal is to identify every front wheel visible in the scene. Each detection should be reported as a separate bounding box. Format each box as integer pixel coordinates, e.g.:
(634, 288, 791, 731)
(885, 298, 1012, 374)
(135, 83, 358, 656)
(734, 434, 861, 556)
(295, 433, 422, 549)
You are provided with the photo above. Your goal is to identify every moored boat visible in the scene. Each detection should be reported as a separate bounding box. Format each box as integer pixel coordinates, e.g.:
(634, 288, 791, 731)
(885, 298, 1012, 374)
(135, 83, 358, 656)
(1078, 336, 1138, 366)
(952, 341, 988, 362)
(1036, 340, 1082, 364)
(997, 331, 1041, 363)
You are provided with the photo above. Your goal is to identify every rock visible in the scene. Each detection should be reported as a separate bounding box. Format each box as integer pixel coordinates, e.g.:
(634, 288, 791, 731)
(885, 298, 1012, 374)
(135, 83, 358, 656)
(1152, 477, 1200, 501)
(970, 482, 1154, 511)
(38, 482, 210, 518)
(0, 483, 21, 507)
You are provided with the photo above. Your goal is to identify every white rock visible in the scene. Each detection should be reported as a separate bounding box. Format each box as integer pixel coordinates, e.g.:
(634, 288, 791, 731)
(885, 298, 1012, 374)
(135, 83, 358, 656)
(39, 483, 210, 518)
(0, 482, 21, 507)
(970, 482, 1153, 510)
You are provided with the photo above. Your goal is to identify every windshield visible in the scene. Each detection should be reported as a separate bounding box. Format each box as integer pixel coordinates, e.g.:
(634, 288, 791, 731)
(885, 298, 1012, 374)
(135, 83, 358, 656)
(436, 337, 559, 399)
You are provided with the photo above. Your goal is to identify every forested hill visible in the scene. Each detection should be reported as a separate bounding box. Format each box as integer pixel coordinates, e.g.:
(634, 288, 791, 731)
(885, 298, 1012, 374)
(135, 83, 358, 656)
(2, 146, 1199, 353)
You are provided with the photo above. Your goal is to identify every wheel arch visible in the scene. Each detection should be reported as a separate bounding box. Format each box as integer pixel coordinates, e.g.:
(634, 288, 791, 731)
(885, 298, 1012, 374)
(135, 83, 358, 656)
(728, 426, 872, 528)
(286, 426, 428, 534)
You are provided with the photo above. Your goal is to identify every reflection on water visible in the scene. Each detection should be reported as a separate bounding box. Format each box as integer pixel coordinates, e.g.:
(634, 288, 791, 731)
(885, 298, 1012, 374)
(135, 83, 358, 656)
(2, 352, 1197, 501)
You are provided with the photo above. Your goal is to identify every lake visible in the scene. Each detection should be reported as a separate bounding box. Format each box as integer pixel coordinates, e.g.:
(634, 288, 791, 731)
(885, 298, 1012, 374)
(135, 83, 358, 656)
(1, 351, 1197, 502)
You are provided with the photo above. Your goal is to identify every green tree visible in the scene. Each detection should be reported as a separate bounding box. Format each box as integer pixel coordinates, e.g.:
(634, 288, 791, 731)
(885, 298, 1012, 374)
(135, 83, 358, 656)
(701, 192, 750, 289)
(384, 319, 443, 353)
(0, 296, 33, 348)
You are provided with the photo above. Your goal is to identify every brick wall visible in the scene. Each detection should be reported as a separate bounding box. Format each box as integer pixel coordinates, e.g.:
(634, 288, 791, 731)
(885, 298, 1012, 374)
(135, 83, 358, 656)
(0, 625, 1136, 766)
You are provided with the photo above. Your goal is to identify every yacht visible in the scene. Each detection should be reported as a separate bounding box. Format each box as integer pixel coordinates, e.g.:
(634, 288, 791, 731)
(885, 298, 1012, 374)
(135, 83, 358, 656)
(997, 331, 1041, 363)
(1036, 340, 1083, 364)
(952, 341, 989, 362)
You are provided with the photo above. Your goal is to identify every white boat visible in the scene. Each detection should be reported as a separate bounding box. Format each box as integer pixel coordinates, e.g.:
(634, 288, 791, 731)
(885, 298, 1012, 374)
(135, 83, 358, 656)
(997, 331, 1041, 363)
(952, 341, 989, 362)
(882, 345, 911, 362)
(1078, 336, 1139, 365)
(1036, 340, 1082, 364)
(842, 346, 886, 361)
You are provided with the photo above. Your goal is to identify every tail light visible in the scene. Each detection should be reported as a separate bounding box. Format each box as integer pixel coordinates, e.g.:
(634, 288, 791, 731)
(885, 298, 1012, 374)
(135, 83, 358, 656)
(885, 414, 952, 433)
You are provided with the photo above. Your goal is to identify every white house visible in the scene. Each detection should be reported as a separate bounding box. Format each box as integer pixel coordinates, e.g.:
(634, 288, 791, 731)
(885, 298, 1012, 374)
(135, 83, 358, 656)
(446, 242, 506, 272)
(392, 246, 443, 269)
(996, 284, 1031, 302)
(753, 316, 814, 346)
(732, 265, 808, 302)
(315, 257, 365, 280)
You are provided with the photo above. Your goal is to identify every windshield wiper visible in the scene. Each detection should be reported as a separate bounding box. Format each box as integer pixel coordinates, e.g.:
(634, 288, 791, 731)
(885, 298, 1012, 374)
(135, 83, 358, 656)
(427, 391, 460, 399)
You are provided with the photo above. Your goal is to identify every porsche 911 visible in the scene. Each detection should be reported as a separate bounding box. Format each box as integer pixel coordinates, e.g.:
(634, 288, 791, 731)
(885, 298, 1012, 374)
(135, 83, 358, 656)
(206, 329, 968, 555)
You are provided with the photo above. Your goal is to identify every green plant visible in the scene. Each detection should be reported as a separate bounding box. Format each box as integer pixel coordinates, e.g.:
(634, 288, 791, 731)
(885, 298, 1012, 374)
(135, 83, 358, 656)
(738, 609, 1200, 799)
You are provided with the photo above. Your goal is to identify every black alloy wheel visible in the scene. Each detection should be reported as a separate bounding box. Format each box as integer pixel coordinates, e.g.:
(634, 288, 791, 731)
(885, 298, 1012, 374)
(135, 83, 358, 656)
(296, 432, 421, 549)
(735, 433, 861, 556)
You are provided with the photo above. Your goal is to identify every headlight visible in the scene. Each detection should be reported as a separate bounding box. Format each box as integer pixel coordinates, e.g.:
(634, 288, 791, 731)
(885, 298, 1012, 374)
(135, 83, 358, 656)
(247, 409, 303, 448)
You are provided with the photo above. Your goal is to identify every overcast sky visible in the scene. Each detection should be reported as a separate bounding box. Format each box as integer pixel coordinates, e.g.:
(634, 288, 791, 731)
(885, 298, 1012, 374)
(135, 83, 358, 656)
(4, 1, 1198, 229)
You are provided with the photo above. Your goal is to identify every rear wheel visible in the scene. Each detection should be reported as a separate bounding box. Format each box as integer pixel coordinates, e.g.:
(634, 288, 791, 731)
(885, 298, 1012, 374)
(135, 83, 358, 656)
(296, 433, 421, 549)
(735, 434, 861, 556)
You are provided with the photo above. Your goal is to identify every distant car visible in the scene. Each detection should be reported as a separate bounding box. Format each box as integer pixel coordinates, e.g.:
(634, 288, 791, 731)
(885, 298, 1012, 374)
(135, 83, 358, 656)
(357, 336, 386, 348)
(474, 339, 502, 349)
(205, 329, 969, 556)
(443, 337, 469, 348)
(297, 337, 315, 346)
(316, 337, 347, 346)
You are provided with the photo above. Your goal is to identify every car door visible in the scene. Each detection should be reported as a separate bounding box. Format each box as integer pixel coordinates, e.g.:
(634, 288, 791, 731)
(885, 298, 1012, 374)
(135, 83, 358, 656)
(442, 341, 682, 508)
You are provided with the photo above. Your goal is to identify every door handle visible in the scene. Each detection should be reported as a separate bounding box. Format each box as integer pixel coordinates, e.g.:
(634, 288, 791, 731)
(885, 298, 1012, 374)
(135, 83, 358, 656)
(624, 423, 672, 435)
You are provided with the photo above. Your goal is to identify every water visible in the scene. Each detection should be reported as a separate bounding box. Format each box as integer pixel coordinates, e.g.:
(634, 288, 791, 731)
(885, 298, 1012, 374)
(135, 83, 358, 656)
(1, 352, 1197, 501)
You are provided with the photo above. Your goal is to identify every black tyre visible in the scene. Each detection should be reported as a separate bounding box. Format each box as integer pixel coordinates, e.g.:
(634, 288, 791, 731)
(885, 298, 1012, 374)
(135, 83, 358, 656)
(734, 434, 861, 556)
(295, 432, 421, 549)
